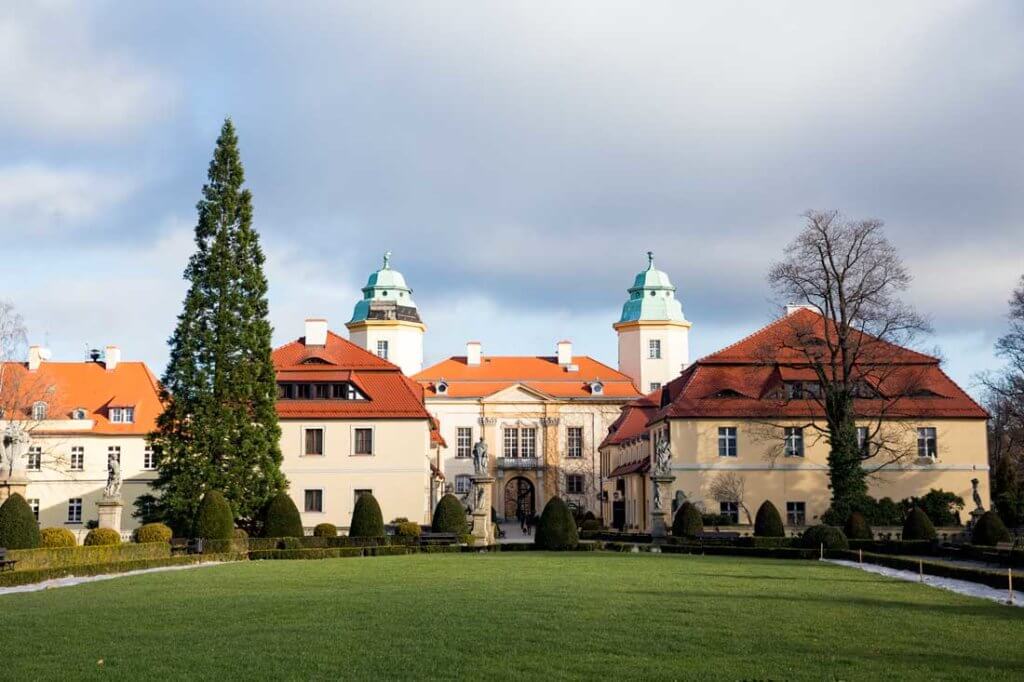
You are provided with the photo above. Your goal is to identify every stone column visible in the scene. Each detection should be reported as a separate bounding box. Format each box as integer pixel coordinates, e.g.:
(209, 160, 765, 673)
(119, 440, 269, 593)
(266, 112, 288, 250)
(650, 474, 676, 544)
(470, 476, 495, 546)
(97, 496, 124, 532)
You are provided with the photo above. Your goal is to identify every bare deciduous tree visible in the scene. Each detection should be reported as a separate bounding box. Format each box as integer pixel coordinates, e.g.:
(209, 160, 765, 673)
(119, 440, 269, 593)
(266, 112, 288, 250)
(707, 472, 752, 525)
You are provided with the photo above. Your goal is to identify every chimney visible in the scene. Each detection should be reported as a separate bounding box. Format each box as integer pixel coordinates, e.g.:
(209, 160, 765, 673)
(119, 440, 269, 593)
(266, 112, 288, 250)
(104, 345, 121, 371)
(305, 318, 328, 346)
(466, 341, 481, 366)
(786, 304, 818, 317)
(557, 340, 573, 366)
(28, 345, 49, 371)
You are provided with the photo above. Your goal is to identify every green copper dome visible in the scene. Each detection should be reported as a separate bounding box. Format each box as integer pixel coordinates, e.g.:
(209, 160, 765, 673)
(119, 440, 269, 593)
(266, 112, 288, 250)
(618, 252, 687, 324)
(348, 252, 422, 324)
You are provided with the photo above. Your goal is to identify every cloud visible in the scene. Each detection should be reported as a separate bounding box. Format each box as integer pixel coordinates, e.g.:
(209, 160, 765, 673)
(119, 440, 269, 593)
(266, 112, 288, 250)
(0, 165, 136, 236)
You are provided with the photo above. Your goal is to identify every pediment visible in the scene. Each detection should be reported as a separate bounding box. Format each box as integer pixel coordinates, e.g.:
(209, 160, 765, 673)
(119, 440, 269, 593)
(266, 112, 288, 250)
(480, 383, 553, 403)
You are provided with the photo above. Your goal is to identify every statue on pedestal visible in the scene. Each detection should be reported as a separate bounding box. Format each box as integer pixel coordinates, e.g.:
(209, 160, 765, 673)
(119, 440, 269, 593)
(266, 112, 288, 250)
(472, 436, 488, 476)
(653, 438, 672, 476)
(104, 451, 122, 499)
(971, 478, 984, 512)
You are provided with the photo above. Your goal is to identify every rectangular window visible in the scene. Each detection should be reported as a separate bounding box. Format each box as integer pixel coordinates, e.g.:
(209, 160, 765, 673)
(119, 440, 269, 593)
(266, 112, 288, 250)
(503, 427, 519, 458)
(354, 489, 372, 507)
(566, 474, 585, 495)
(455, 475, 472, 494)
(456, 427, 473, 458)
(784, 427, 804, 457)
(70, 446, 84, 471)
(143, 447, 156, 470)
(28, 498, 39, 521)
(720, 501, 739, 523)
(520, 428, 536, 459)
(304, 489, 323, 513)
(649, 382, 662, 392)
(123, 406, 134, 423)
(376, 340, 389, 360)
(354, 428, 373, 455)
(67, 498, 82, 524)
(304, 428, 324, 456)
(917, 427, 937, 458)
(857, 426, 870, 457)
(314, 383, 330, 399)
(648, 339, 662, 359)
(27, 446, 41, 471)
(786, 501, 806, 526)
(108, 446, 121, 463)
(718, 427, 737, 457)
(567, 427, 583, 458)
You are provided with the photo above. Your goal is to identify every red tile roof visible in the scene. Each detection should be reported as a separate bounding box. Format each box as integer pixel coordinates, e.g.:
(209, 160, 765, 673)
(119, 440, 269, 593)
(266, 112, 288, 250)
(608, 457, 650, 478)
(600, 394, 658, 449)
(273, 332, 431, 420)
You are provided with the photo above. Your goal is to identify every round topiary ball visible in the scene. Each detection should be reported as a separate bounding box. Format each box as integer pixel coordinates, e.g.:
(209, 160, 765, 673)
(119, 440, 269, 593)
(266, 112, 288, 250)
(671, 502, 703, 538)
(580, 518, 601, 532)
(193, 490, 234, 540)
(313, 522, 337, 538)
(262, 492, 304, 538)
(0, 493, 41, 549)
(395, 521, 421, 539)
(754, 501, 785, 537)
(431, 494, 468, 535)
(349, 492, 385, 538)
(844, 511, 873, 540)
(801, 524, 848, 550)
(902, 507, 937, 541)
(134, 522, 172, 544)
(233, 528, 249, 539)
(971, 510, 1012, 546)
(84, 528, 121, 546)
(535, 496, 579, 550)
(40, 526, 76, 548)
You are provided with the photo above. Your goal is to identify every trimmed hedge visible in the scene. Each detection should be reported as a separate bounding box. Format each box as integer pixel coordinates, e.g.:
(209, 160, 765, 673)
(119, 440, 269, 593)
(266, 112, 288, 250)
(350, 493, 385, 538)
(0, 554, 234, 588)
(84, 528, 121, 546)
(535, 496, 579, 550)
(194, 491, 234, 540)
(262, 492, 303, 539)
(313, 522, 338, 538)
(431, 494, 467, 535)
(844, 511, 873, 540)
(395, 521, 421, 540)
(672, 502, 703, 538)
(250, 547, 367, 560)
(8, 542, 170, 571)
(847, 539, 937, 556)
(971, 511, 1012, 547)
(0, 493, 41, 549)
(580, 519, 601, 532)
(39, 527, 76, 548)
(134, 523, 172, 544)
(801, 525, 849, 551)
(754, 501, 785, 537)
(902, 507, 937, 541)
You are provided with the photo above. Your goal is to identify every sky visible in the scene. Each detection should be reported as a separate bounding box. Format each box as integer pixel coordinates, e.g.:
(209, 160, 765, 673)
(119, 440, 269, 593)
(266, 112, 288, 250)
(1, 1, 1022, 396)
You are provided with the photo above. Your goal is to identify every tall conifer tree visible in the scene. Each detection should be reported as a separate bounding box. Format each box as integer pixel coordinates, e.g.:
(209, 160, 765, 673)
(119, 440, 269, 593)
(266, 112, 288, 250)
(148, 119, 284, 532)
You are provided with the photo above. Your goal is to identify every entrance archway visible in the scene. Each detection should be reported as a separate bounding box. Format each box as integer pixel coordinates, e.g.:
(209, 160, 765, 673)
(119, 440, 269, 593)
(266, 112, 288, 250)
(504, 477, 535, 519)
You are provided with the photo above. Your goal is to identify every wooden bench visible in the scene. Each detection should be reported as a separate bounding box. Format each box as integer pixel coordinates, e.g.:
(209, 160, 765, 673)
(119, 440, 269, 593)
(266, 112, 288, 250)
(170, 538, 204, 556)
(0, 547, 17, 572)
(418, 532, 457, 546)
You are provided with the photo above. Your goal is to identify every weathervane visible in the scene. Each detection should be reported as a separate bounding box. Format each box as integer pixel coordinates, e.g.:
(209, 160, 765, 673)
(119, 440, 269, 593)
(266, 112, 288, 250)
(647, 250, 654, 268)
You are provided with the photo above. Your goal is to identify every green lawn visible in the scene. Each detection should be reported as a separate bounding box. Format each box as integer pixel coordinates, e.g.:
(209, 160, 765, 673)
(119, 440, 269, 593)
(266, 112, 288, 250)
(5, 553, 1023, 680)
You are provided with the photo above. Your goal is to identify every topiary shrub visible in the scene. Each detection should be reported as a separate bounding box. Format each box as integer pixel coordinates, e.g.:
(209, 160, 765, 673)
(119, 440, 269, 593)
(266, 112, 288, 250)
(262, 492, 303, 538)
(801, 525, 849, 551)
(971, 510, 1012, 546)
(535, 496, 579, 550)
(844, 511, 873, 540)
(40, 527, 76, 548)
(580, 518, 601, 532)
(134, 523, 172, 544)
(0, 493, 41, 549)
(83, 528, 121, 546)
(901, 507, 936, 541)
(396, 521, 421, 540)
(431, 494, 467, 535)
(233, 527, 249, 539)
(313, 522, 337, 538)
(193, 490, 234, 540)
(350, 492, 385, 538)
(672, 502, 704, 538)
(754, 501, 785, 537)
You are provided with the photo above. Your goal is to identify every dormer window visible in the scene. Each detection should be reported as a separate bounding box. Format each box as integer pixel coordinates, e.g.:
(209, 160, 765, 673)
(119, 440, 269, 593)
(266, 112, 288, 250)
(72, 408, 87, 420)
(436, 379, 448, 395)
(589, 380, 604, 395)
(109, 406, 134, 424)
(31, 401, 48, 421)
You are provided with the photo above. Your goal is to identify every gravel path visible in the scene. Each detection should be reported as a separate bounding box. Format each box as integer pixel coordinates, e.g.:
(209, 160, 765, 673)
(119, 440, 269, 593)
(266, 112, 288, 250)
(827, 559, 1023, 607)
(0, 560, 232, 597)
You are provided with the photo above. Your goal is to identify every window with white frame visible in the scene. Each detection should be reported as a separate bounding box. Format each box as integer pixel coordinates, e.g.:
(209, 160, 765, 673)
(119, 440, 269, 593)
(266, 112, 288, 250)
(566, 474, 585, 495)
(718, 427, 737, 457)
(304, 428, 324, 456)
(520, 428, 537, 458)
(72, 408, 87, 420)
(567, 427, 583, 458)
(109, 406, 135, 424)
(503, 427, 520, 458)
(70, 446, 84, 471)
(28, 498, 39, 521)
(786, 501, 806, 526)
(31, 401, 47, 421)
(67, 498, 83, 523)
(376, 340, 389, 360)
(649, 382, 661, 392)
(143, 447, 156, 470)
(455, 474, 472, 494)
(648, 339, 662, 359)
(720, 501, 739, 523)
(108, 446, 121, 464)
(456, 427, 473, 458)
(27, 446, 41, 471)
(304, 489, 323, 513)
(354, 428, 373, 455)
(917, 427, 937, 458)
(784, 427, 804, 457)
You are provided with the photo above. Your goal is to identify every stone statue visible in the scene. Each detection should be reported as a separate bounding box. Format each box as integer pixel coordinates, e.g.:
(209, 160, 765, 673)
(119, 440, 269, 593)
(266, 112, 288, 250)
(654, 438, 672, 476)
(652, 478, 663, 511)
(971, 478, 984, 511)
(472, 436, 488, 475)
(1, 425, 29, 479)
(475, 483, 484, 509)
(104, 451, 122, 499)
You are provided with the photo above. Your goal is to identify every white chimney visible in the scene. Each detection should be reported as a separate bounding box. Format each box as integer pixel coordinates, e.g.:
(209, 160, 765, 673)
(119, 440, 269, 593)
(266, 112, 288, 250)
(27, 345, 48, 371)
(466, 341, 481, 366)
(305, 318, 328, 346)
(786, 304, 818, 317)
(104, 345, 121, 371)
(557, 340, 573, 366)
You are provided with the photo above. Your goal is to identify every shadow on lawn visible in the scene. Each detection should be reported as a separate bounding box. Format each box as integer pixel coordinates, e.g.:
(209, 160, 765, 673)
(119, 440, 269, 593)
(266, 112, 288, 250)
(677, 572, 895, 584)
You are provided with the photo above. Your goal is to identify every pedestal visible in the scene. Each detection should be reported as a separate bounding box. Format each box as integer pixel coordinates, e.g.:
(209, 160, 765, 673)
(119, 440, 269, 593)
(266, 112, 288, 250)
(97, 497, 124, 532)
(650, 474, 676, 544)
(470, 476, 495, 546)
(0, 476, 29, 505)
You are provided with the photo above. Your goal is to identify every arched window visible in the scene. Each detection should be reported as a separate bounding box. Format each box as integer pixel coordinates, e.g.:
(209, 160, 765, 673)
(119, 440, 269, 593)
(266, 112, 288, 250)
(31, 401, 48, 421)
(72, 407, 87, 420)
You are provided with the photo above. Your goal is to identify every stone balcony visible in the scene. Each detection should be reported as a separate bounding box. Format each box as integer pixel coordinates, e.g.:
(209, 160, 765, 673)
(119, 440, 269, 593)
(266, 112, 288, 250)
(496, 457, 542, 470)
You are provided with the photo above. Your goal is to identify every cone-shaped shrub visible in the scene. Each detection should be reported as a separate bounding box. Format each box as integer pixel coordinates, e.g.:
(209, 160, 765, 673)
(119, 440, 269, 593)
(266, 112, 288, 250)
(844, 511, 873, 540)
(0, 493, 40, 549)
(262, 492, 303, 538)
(134, 523, 172, 544)
(313, 522, 337, 538)
(671, 502, 703, 538)
(971, 510, 1012, 546)
(901, 506, 936, 541)
(535, 496, 579, 550)
(431, 494, 467, 535)
(349, 492, 384, 538)
(800, 524, 848, 550)
(193, 490, 234, 540)
(754, 501, 785, 537)
(84, 528, 121, 546)
(40, 526, 76, 548)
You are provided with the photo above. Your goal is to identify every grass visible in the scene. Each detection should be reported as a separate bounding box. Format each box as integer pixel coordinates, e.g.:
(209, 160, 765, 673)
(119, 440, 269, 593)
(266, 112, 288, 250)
(5, 553, 1024, 680)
